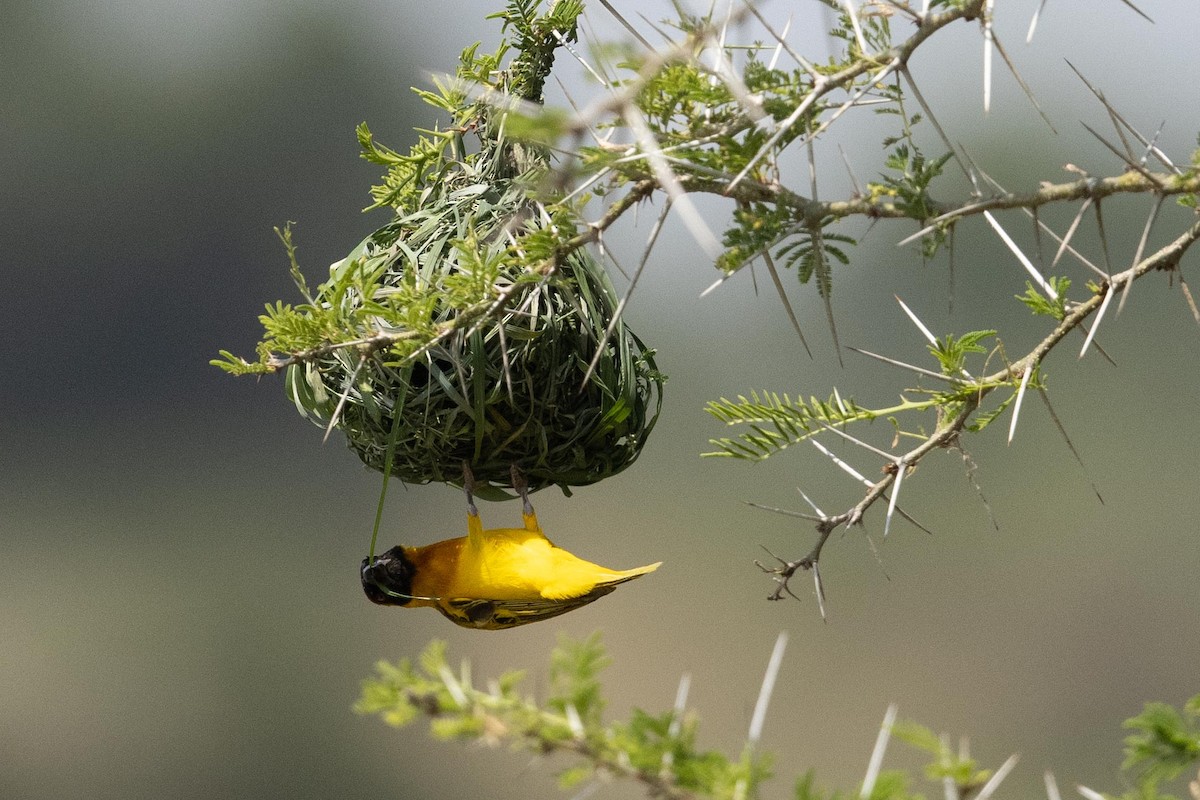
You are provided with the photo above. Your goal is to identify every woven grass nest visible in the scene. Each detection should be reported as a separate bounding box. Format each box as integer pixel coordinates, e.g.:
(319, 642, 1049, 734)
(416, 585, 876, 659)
(283, 190, 664, 500)
(231, 4, 664, 498)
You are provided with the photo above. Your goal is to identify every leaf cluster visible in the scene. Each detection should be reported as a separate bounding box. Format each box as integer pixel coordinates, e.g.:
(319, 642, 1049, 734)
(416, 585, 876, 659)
(867, 144, 952, 258)
(825, 1, 894, 60)
(357, 635, 773, 799)
(1120, 695, 1200, 800)
(891, 720, 993, 795)
(705, 390, 876, 460)
(359, 638, 1196, 800)
(718, 203, 856, 303)
(489, 0, 584, 102)
(927, 330, 995, 377)
(1017, 277, 1072, 320)
(704, 327, 1013, 460)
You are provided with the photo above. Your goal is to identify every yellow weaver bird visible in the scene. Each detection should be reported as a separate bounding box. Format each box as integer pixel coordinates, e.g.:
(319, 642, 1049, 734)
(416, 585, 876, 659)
(361, 464, 661, 630)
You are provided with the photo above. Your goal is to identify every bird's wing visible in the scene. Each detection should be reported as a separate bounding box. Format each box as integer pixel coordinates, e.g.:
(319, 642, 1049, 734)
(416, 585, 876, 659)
(439, 586, 617, 630)
(538, 560, 662, 601)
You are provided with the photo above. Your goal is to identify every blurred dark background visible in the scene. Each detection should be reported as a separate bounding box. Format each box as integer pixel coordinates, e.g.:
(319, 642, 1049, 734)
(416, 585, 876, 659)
(3, 2, 1198, 799)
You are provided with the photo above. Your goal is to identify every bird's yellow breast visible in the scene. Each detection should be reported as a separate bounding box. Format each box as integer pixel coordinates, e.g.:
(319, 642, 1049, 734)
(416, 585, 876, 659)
(404, 525, 657, 604)
(460, 526, 633, 601)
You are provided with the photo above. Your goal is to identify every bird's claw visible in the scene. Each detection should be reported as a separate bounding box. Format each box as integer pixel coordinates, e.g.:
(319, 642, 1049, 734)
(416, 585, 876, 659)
(462, 461, 479, 518)
(510, 464, 533, 517)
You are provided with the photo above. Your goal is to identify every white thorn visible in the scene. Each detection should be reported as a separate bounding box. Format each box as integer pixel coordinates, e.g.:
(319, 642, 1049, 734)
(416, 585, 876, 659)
(841, 0, 868, 55)
(977, 754, 1020, 800)
(982, 0, 995, 113)
(895, 295, 938, 346)
(797, 487, 826, 517)
(1026, 0, 1048, 43)
(811, 439, 871, 486)
(813, 563, 827, 620)
(767, 15, 792, 71)
(1079, 288, 1113, 358)
(985, 211, 1057, 298)
(747, 632, 788, 745)
(883, 462, 905, 539)
(1008, 366, 1033, 444)
(438, 666, 469, 708)
(861, 704, 899, 800)
(1044, 771, 1063, 800)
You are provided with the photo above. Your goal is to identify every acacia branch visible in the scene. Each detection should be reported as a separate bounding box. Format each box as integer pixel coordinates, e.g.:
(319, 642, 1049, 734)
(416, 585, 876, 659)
(761, 216, 1200, 600)
(603, 158, 1200, 230)
(395, 686, 696, 800)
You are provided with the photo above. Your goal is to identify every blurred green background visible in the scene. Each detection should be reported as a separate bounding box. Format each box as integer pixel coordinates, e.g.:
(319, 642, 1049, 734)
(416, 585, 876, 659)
(3, 1, 1197, 799)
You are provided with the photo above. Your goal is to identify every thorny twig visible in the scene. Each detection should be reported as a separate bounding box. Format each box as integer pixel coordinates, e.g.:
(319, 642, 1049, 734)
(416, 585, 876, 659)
(757, 219, 1200, 602)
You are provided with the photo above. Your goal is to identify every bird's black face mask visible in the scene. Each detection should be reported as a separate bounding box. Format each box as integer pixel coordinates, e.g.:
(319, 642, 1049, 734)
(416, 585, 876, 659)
(360, 546, 416, 606)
